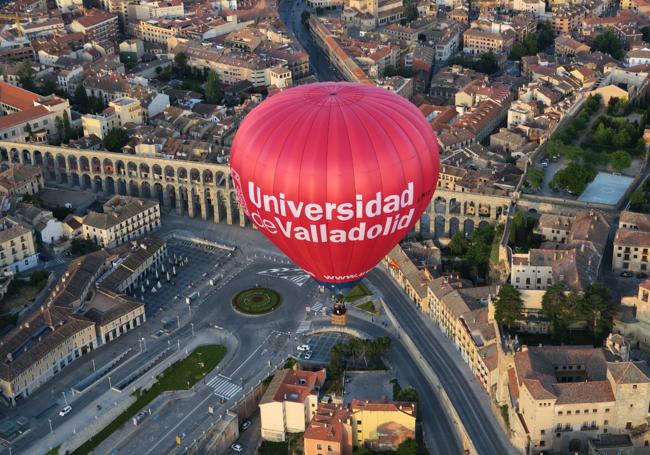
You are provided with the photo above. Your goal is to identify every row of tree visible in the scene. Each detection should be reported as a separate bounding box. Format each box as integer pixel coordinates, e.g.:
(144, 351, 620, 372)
(495, 283, 616, 342)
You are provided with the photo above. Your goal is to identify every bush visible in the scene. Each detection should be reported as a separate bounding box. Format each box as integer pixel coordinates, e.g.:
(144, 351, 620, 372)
(550, 162, 597, 195)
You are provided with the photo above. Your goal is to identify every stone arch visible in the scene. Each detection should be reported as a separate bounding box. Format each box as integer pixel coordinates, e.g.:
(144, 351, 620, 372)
(80, 156, 89, 172)
(164, 165, 175, 182)
(434, 196, 447, 214)
(70, 172, 80, 187)
(91, 157, 101, 173)
(105, 176, 115, 195)
(33, 149, 43, 166)
(178, 185, 189, 213)
(177, 167, 188, 182)
(420, 213, 430, 237)
(479, 220, 490, 230)
(116, 178, 127, 195)
(166, 184, 177, 209)
(141, 181, 151, 199)
(152, 164, 162, 181)
(203, 187, 213, 219)
(82, 174, 92, 190)
(190, 168, 200, 184)
(128, 180, 139, 197)
(449, 198, 461, 214)
(10, 148, 19, 163)
(67, 155, 78, 171)
(229, 191, 239, 223)
(115, 160, 125, 176)
(93, 175, 103, 193)
(202, 169, 214, 185)
(0, 147, 7, 161)
(449, 217, 460, 237)
(44, 153, 54, 173)
(103, 158, 114, 175)
(56, 153, 66, 169)
(434, 215, 445, 238)
(139, 163, 150, 179)
(154, 182, 164, 205)
(127, 161, 137, 178)
(464, 201, 476, 217)
(22, 149, 31, 164)
(463, 219, 475, 238)
(216, 171, 226, 187)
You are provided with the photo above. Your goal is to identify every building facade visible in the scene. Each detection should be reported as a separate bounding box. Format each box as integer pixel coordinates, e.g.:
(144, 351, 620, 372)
(0, 217, 37, 273)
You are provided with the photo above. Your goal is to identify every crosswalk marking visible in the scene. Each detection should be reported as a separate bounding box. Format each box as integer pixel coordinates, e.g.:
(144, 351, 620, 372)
(206, 374, 242, 400)
(296, 320, 311, 334)
(257, 268, 310, 286)
(311, 302, 323, 313)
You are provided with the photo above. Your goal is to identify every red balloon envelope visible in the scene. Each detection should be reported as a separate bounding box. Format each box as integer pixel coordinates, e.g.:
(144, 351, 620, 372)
(230, 82, 440, 289)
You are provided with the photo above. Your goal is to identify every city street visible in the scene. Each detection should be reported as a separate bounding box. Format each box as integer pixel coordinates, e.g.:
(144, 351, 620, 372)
(368, 268, 518, 455)
(277, 0, 340, 81)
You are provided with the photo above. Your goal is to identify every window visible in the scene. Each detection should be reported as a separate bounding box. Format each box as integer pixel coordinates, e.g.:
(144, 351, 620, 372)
(541, 430, 545, 435)
(633, 385, 638, 390)
(540, 441, 545, 447)
(604, 420, 608, 426)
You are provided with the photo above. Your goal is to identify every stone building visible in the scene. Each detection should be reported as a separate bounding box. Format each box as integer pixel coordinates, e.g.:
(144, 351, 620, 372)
(82, 196, 160, 248)
(0, 164, 43, 196)
(612, 212, 650, 274)
(0, 216, 37, 273)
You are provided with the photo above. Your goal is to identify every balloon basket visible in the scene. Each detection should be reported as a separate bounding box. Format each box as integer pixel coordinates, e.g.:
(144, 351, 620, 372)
(331, 302, 347, 326)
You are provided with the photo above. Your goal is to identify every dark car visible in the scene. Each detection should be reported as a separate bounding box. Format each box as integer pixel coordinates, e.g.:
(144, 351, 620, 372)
(636, 272, 648, 279)
(620, 271, 634, 278)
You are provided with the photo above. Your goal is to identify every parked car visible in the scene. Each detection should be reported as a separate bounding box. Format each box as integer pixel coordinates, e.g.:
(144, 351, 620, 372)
(541, 159, 549, 168)
(637, 272, 648, 279)
(231, 443, 244, 452)
(620, 271, 634, 278)
(297, 344, 310, 352)
(304, 352, 312, 360)
(240, 420, 252, 431)
(59, 405, 72, 417)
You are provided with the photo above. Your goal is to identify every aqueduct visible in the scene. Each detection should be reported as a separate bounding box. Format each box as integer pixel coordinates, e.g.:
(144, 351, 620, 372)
(0, 141, 515, 237)
(0, 141, 247, 226)
(417, 189, 512, 239)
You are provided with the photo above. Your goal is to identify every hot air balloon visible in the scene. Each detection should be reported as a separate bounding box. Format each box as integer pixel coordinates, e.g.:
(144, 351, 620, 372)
(230, 82, 440, 294)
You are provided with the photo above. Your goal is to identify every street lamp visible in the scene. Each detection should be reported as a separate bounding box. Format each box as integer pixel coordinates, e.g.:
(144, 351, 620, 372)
(177, 314, 180, 330)
(142, 337, 147, 351)
(48, 419, 53, 434)
(190, 323, 194, 337)
(92, 359, 96, 373)
(108, 376, 112, 389)
(62, 391, 67, 406)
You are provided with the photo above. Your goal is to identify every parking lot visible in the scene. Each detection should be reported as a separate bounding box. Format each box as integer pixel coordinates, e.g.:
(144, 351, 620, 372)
(300, 332, 350, 364)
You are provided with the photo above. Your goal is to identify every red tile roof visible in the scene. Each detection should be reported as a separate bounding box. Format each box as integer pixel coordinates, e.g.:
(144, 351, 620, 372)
(0, 81, 39, 110)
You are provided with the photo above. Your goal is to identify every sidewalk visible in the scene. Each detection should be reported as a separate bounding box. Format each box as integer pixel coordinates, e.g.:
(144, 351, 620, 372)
(25, 330, 237, 455)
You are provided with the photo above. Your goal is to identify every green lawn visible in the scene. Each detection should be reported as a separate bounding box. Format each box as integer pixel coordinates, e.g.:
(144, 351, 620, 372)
(260, 441, 289, 455)
(233, 288, 281, 314)
(345, 283, 372, 302)
(357, 300, 378, 314)
(72, 345, 226, 455)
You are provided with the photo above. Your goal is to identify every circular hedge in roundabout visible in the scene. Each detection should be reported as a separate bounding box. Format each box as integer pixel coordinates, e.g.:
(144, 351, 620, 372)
(232, 288, 281, 315)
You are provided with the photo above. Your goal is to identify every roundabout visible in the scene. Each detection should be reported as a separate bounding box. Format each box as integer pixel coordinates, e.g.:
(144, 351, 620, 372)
(232, 287, 282, 315)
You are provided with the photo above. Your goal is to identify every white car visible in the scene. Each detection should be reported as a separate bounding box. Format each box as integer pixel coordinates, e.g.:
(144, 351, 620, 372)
(59, 405, 72, 417)
(297, 344, 310, 352)
(304, 352, 312, 360)
(231, 443, 243, 452)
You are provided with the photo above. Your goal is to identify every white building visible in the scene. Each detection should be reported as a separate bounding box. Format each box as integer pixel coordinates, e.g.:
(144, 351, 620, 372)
(81, 97, 143, 139)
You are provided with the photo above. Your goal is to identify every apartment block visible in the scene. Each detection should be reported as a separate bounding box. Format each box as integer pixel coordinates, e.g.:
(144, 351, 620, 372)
(613, 212, 650, 274)
(0, 217, 37, 273)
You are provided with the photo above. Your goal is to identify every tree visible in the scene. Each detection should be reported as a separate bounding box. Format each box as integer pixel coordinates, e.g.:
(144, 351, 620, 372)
(39, 79, 58, 97)
(401, 3, 418, 24)
(537, 21, 554, 50)
(74, 84, 91, 114)
(62, 111, 72, 143)
(396, 439, 419, 455)
(526, 167, 543, 190)
(495, 284, 523, 329)
(173, 52, 188, 77)
(579, 283, 615, 340)
(17, 60, 36, 92)
(204, 70, 223, 105)
(550, 162, 597, 195)
(609, 150, 632, 171)
(612, 129, 631, 148)
(593, 123, 613, 145)
(54, 115, 64, 143)
(395, 387, 419, 403)
(541, 283, 575, 338)
(103, 127, 129, 152)
(448, 230, 467, 256)
(592, 30, 624, 60)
